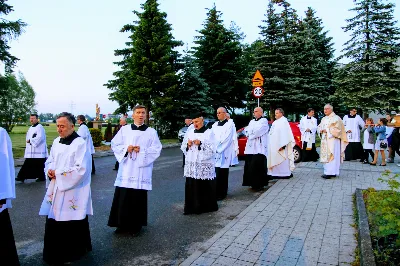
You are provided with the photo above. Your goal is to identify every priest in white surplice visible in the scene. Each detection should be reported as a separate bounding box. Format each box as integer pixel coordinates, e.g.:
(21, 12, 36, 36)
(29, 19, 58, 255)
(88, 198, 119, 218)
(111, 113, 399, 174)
(39, 112, 93, 265)
(317, 104, 348, 179)
(108, 105, 162, 235)
(0, 127, 19, 265)
(211, 107, 234, 200)
(226, 113, 239, 166)
(343, 108, 365, 161)
(77, 115, 96, 174)
(299, 108, 319, 162)
(267, 108, 295, 179)
(182, 112, 218, 214)
(16, 114, 48, 182)
(182, 116, 194, 168)
(242, 107, 269, 191)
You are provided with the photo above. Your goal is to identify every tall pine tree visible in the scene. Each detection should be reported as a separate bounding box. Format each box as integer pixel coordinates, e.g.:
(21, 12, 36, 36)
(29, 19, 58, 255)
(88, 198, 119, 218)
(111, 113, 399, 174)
(0, 0, 26, 73)
(175, 52, 212, 118)
(105, 0, 183, 128)
(193, 5, 246, 111)
(256, 0, 301, 116)
(334, 0, 400, 112)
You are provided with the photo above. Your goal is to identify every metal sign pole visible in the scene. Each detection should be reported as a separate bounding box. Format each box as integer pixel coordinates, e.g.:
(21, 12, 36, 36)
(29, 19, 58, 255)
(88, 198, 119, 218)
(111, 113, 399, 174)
(258, 98, 260, 107)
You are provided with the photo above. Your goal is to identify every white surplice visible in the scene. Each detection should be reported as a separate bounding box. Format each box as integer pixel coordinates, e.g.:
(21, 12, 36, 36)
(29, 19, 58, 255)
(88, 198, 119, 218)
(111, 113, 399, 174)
(299, 116, 318, 149)
(228, 119, 239, 166)
(77, 123, 95, 154)
(244, 117, 269, 156)
(24, 124, 48, 158)
(267, 117, 295, 176)
(0, 127, 15, 214)
(39, 134, 93, 221)
(212, 120, 234, 168)
(343, 115, 365, 142)
(181, 128, 216, 180)
(111, 125, 162, 190)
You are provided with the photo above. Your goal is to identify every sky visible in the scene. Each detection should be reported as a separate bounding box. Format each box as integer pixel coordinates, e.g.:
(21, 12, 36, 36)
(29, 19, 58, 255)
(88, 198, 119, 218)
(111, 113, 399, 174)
(5, 0, 400, 116)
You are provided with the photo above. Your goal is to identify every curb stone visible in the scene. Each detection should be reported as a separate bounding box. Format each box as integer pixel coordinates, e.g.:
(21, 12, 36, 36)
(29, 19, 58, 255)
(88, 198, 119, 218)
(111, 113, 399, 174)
(355, 188, 376, 266)
(14, 143, 181, 167)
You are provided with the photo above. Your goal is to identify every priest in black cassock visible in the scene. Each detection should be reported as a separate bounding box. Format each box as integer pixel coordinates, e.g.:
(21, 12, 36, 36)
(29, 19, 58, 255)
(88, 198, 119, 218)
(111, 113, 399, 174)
(39, 112, 93, 265)
(108, 105, 162, 236)
(0, 127, 20, 266)
(16, 114, 48, 182)
(242, 107, 269, 191)
(343, 108, 365, 161)
(181, 112, 218, 214)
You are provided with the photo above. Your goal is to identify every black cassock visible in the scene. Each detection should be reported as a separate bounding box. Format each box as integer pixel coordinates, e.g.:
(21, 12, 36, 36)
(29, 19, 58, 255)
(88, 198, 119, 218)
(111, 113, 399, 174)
(43, 216, 92, 265)
(184, 177, 218, 215)
(17, 158, 46, 181)
(0, 209, 19, 266)
(301, 142, 320, 162)
(242, 154, 269, 190)
(108, 187, 148, 233)
(345, 142, 364, 161)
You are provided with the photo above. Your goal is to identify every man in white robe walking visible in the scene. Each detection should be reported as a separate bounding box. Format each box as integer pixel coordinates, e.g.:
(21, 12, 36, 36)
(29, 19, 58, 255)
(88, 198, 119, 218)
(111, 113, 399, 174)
(299, 108, 319, 162)
(267, 108, 295, 179)
(211, 107, 234, 200)
(317, 104, 348, 179)
(0, 127, 19, 266)
(39, 112, 93, 265)
(242, 107, 269, 191)
(77, 115, 96, 174)
(226, 113, 239, 166)
(16, 114, 48, 182)
(108, 105, 162, 236)
(343, 108, 365, 161)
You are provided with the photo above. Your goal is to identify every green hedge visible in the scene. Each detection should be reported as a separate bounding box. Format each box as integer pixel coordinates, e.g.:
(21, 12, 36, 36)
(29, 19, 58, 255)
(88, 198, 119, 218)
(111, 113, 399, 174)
(89, 128, 103, 147)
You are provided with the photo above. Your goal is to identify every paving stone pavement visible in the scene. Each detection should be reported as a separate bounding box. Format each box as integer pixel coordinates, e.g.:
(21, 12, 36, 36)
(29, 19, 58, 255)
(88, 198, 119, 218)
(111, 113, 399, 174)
(181, 160, 398, 266)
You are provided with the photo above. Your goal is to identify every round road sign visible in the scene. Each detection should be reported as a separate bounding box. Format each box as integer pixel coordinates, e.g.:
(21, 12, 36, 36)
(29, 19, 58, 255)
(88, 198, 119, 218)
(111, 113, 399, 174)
(252, 87, 264, 98)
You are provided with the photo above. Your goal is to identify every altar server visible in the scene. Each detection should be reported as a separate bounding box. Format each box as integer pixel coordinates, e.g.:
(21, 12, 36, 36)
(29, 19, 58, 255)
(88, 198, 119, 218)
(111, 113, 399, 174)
(108, 105, 162, 236)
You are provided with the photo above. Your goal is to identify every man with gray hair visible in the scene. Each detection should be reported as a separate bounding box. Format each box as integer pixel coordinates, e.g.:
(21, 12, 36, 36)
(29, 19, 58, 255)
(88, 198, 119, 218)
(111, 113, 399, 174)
(242, 107, 269, 191)
(211, 107, 235, 200)
(39, 112, 93, 264)
(317, 104, 348, 179)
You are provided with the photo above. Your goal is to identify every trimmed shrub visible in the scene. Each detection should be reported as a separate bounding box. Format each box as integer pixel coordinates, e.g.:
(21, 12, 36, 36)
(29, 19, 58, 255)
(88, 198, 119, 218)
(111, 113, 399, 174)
(90, 128, 103, 147)
(87, 121, 93, 128)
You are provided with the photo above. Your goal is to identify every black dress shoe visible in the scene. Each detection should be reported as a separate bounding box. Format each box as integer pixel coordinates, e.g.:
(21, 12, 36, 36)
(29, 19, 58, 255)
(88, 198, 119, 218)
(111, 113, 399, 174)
(15, 177, 25, 183)
(322, 175, 335, 179)
(35, 178, 45, 182)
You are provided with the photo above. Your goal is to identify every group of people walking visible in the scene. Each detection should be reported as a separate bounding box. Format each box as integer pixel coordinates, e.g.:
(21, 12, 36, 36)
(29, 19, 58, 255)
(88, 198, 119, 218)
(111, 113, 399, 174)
(1, 103, 397, 265)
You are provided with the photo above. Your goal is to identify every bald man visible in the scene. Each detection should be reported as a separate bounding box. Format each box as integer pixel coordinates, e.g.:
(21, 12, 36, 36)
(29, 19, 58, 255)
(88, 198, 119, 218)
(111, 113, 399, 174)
(242, 107, 269, 191)
(211, 107, 235, 200)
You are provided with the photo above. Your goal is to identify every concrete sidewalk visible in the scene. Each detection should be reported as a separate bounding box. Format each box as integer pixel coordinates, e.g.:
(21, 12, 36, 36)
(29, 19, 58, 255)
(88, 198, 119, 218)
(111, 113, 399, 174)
(182, 160, 395, 266)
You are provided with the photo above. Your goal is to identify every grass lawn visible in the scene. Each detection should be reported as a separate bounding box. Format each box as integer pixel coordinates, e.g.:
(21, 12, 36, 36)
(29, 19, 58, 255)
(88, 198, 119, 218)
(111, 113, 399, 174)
(9, 124, 179, 159)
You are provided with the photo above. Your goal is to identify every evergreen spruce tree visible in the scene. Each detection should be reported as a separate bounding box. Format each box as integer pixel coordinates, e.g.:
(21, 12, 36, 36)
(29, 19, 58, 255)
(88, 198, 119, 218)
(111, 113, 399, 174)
(334, 0, 400, 111)
(0, 0, 26, 73)
(104, 0, 183, 129)
(292, 8, 335, 113)
(256, 0, 301, 115)
(193, 5, 246, 111)
(176, 52, 212, 119)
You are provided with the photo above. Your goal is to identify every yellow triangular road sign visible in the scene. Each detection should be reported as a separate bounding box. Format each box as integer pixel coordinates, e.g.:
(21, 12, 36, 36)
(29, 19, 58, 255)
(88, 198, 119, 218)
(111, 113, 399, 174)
(252, 70, 264, 82)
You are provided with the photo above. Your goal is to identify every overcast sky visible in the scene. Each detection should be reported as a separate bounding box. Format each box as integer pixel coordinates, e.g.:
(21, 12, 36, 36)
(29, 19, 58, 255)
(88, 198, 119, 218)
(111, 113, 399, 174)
(5, 0, 400, 116)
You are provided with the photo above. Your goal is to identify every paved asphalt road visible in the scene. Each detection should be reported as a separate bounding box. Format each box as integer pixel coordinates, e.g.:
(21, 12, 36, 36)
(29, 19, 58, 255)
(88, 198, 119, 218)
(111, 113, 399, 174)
(11, 148, 266, 266)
